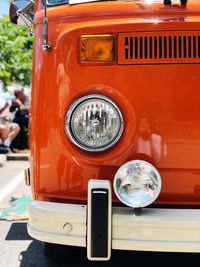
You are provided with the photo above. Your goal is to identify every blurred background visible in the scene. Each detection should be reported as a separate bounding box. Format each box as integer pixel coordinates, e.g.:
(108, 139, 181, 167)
(0, 0, 33, 95)
(0, 0, 9, 16)
(0, 0, 33, 153)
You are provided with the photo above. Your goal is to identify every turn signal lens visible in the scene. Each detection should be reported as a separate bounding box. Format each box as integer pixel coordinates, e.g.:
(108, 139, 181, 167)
(80, 35, 114, 63)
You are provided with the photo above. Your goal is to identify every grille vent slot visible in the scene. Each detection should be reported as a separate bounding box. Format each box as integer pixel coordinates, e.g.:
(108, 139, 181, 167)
(118, 32, 200, 64)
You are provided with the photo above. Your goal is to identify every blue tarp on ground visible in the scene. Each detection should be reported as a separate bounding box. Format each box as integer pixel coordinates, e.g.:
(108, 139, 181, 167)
(0, 195, 32, 221)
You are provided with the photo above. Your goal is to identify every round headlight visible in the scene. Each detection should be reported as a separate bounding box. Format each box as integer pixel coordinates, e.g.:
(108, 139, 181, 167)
(113, 160, 162, 208)
(65, 95, 124, 152)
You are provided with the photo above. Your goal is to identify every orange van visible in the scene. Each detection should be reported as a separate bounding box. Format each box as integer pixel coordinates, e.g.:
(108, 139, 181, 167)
(10, 0, 200, 262)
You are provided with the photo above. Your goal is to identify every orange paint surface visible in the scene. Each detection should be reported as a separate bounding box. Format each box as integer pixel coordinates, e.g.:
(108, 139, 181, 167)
(30, 0, 200, 205)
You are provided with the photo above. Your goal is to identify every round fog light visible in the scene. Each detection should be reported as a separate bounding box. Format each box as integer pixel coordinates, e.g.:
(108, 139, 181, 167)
(113, 160, 162, 208)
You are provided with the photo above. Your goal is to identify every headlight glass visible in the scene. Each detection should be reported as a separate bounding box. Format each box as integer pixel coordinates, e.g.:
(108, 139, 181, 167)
(113, 160, 162, 208)
(66, 95, 124, 152)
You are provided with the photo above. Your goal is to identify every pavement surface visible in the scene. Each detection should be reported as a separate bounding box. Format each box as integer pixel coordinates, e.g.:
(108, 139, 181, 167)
(0, 159, 199, 267)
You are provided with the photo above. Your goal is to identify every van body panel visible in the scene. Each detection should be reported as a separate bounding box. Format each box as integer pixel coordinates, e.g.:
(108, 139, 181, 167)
(30, 1, 200, 205)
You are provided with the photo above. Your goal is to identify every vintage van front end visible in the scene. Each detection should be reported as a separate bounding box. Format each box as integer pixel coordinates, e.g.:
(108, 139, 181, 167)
(10, 0, 200, 261)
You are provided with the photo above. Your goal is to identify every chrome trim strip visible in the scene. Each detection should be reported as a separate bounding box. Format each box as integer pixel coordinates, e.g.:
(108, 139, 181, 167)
(69, 0, 100, 4)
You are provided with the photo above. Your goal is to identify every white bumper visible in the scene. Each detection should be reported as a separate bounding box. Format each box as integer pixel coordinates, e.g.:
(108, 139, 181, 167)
(27, 200, 200, 253)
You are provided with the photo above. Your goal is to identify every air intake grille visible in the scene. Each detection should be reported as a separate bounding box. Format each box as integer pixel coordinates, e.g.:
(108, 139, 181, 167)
(118, 31, 200, 64)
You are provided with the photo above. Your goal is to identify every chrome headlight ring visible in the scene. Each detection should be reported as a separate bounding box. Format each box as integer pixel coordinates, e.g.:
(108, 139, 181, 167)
(65, 94, 124, 152)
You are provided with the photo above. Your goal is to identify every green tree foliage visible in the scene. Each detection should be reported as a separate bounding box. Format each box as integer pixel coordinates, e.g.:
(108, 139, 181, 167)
(0, 16, 33, 89)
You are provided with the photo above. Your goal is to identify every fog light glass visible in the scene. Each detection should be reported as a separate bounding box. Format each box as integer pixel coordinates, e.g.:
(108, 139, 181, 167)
(113, 160, 162, 208)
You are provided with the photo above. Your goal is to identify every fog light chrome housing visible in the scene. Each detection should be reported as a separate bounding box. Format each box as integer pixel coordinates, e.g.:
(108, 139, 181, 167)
(113, 160, 162, 208)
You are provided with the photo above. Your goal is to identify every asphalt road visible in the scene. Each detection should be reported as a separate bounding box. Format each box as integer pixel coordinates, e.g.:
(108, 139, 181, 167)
(0, 160, 198, 267)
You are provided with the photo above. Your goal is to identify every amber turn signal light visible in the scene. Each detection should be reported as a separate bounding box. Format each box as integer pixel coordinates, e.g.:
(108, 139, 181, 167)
(80, 35, 115, 63)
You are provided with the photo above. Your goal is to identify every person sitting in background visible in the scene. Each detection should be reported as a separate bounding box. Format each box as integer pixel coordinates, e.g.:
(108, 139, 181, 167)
(0, 100, 20, 153)
(9, 88, 29, 151)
